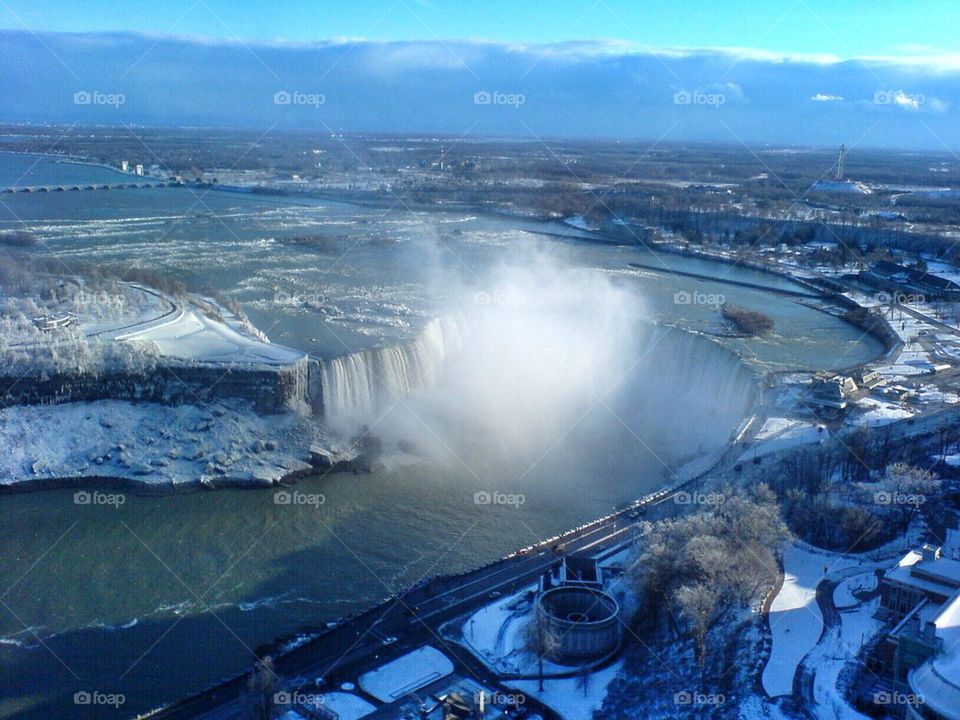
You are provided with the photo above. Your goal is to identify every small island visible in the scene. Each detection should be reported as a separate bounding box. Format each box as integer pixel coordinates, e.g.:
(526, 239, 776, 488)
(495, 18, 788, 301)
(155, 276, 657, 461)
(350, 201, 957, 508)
(721, 302, 775, 336)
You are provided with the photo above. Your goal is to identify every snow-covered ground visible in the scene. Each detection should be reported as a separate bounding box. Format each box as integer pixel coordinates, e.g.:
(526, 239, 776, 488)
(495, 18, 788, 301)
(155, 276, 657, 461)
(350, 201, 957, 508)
(118, 304, 304, 366)
(739, 417, 825, 461)
(462, 585, 537, 674)
(763, 544, 826, 697)
(834, 572, 877, 610)
(856, 396, 915, 425)
(0, 398, 330, 488)
(739, 695, 794, 720)
(762, 544, 862, 697)
(303, 692, 375, 720)
(507, 659, 622, 720)
(805, 589, 881, 720)
(562, 215, 597, 232)
(3, 279, 306, 369)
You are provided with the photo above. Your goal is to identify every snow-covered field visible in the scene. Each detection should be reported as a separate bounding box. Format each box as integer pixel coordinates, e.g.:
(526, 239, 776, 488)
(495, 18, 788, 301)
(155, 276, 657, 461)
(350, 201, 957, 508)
(0, 398, 328, 488)
(762, 544, 864, 697)
(763, 544, 826, 697)
(834, 572, 877, 610)
(118, 304, 304, 365)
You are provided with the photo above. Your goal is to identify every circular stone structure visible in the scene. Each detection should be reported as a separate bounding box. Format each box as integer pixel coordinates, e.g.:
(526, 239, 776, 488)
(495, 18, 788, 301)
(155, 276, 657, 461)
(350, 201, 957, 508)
(537, 586, 621, 663)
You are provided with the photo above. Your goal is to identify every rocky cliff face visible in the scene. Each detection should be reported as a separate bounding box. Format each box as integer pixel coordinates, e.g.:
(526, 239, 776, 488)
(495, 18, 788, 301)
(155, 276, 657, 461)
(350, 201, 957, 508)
(0, 357, 320, 415)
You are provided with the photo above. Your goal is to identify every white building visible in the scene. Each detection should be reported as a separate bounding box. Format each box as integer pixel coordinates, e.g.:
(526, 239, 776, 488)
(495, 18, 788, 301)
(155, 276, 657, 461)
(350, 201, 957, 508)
(907, 591, 960, 719)
(879, 545, 960, 719)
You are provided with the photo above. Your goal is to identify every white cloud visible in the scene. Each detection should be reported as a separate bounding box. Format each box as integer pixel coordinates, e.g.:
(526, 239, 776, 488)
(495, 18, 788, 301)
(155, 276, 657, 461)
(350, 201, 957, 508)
(811, 93, 843, 102)
(893, 90, 924, 109)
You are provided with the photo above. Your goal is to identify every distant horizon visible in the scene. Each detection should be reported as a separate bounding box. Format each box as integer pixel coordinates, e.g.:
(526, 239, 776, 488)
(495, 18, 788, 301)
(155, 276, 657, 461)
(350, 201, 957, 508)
(4, 30, 959, 150)
(3, 122, 957, 159)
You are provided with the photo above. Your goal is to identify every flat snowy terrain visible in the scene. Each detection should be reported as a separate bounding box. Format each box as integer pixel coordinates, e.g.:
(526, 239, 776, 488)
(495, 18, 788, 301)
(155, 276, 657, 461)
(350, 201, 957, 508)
(118, 304, 304, 365)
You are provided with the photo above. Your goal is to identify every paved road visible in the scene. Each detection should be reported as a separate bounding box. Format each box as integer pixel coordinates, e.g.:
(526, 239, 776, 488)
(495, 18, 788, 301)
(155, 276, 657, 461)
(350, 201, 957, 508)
(140, 401, 960, 720)
(141, 505, 650, 720)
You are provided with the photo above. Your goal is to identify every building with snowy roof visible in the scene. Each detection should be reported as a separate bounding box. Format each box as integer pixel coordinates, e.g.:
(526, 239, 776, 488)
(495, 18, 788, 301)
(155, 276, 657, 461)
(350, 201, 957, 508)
(906, 590, 960, 719)
(877, 545, 960, 719)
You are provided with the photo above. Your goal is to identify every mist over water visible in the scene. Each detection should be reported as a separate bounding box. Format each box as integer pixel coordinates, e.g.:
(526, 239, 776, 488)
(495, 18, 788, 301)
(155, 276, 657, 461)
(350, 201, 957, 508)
(320, 251, 756, 488)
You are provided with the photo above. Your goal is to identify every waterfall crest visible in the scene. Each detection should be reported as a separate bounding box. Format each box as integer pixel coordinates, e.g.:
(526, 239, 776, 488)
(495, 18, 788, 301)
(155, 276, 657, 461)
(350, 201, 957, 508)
(319, 316, 462, 423)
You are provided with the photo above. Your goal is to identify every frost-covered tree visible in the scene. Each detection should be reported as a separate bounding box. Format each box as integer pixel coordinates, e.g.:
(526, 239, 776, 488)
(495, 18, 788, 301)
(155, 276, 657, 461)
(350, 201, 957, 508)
(523, 605, 560, 692)
(627, 485, 788, 687)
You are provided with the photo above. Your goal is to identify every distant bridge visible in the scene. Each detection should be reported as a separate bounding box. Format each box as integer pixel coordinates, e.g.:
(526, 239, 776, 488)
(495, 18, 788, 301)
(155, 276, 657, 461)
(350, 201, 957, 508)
(2, 181, 184, 193)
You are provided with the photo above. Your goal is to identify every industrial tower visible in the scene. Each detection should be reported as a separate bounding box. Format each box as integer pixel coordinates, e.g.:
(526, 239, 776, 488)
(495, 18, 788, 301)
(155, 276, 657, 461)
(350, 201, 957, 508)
(835, 144, 846, 181)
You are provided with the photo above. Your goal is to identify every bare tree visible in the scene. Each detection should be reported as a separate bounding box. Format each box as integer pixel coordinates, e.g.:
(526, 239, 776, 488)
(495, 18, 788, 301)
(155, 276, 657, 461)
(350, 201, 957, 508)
(523, 605, 560, 692)
(675, 582, 720, 691)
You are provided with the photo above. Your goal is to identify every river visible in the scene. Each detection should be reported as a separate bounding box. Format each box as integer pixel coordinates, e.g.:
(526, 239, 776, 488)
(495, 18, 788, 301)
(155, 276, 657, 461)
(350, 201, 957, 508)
(0, 152, 883, 719)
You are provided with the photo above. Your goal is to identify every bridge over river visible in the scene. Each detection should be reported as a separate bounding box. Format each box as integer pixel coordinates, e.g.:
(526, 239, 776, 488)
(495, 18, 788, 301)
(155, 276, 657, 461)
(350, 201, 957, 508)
(2, 180, 183, 193)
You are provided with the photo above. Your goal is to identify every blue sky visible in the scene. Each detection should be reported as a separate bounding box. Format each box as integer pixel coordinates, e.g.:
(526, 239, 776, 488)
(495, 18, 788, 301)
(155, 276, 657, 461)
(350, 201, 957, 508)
(2, 3, 957, 148)
(2, 0, 959, 59)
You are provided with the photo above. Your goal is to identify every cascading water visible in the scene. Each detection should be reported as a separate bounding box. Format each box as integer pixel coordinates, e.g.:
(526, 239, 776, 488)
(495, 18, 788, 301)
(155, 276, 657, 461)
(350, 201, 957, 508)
(613, 326, 759, 460)
(283, 357, 312, 412)
(319, 316, 462, 424)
